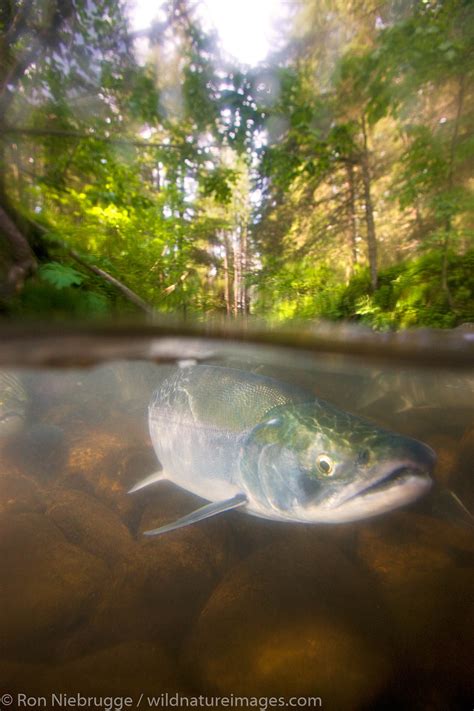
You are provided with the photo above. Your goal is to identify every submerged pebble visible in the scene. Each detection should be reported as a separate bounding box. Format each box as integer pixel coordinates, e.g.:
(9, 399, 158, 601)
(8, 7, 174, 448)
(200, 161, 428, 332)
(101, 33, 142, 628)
(61, 486, 237, 660)
(61, 424, 155, 523)
(0, 466, 46, 515)
(47, 488, 135, 567)
(0, 513, 108, 661)
(8, 423, 67, 480)
(357, 512, 474, 695)
(184, 535, 393, 709)
(1, 642, 180, 699)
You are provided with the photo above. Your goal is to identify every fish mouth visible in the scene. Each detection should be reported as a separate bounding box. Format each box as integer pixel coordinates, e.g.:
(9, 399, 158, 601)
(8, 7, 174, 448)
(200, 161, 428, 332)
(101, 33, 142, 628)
(334, 459, 432, 522)
(297, 458, 433, 524)
(335, 437, 436, 511)
(341, 460, 431, 504)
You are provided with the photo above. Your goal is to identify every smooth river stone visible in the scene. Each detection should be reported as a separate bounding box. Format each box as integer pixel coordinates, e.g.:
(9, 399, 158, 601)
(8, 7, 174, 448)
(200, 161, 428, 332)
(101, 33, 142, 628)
(184, 533, 393, 710)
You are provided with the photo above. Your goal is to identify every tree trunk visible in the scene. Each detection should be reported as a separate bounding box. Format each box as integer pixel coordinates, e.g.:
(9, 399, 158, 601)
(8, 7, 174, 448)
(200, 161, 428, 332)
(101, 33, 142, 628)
(360, 116, 378, 291)
(222, 231, 232, 316)
(401, 130, 426, 241)
(441, 74, 465, 310)
(240, 222, 249, 314)
(233, 228, 241, 317)
(0, 205, 37, 296)
(346, 161, 359, 274)
(0, 0, 72, 300)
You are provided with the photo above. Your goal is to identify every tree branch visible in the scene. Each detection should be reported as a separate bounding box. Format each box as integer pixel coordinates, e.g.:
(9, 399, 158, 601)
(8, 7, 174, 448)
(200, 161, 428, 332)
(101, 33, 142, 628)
(0, 1, 75, 117)
(29, 220, 156, 316)
(4, 0, 35, 47)
(1, 126, 193, 151)
(0, 40, 41, 102)
(66, 248, 156, 316)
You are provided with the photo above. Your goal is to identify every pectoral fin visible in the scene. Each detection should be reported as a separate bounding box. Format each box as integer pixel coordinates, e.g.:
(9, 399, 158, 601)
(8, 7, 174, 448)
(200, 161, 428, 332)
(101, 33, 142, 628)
(143, 492, 248, 537)
(128, 470, 167, 494)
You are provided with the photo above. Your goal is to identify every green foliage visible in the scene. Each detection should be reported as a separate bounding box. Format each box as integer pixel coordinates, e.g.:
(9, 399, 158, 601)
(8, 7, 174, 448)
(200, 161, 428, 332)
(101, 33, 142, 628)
(11, 269, 114, 320)
(0, 0, 472, 329)
(347, 251, 474, 329)
(200, 167, 238, 204)
(253, 260, 345, 322)
(38, 263, 84, 289)
(255, 251, 474, 330)
(351, 252, 474, 329)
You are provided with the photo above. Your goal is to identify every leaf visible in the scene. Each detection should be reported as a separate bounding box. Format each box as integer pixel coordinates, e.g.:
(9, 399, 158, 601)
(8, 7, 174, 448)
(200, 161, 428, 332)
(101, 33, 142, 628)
(38, 262, 85, 289)
(81, 292, 109, 314)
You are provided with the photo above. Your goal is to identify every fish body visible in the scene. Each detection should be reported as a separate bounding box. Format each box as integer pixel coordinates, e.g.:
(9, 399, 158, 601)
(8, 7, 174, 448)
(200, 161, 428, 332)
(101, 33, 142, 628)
(0, 371, 28, 437)
(134, 365, 435, 533)
(148, 365, 309, 505)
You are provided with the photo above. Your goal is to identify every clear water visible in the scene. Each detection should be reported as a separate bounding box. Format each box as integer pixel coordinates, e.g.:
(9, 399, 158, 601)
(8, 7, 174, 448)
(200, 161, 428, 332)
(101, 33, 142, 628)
(0, 331, 473, 711)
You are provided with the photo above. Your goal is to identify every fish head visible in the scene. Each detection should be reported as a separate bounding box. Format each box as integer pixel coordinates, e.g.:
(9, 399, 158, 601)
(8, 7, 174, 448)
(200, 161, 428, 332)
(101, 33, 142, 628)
(240, 400, 435, 523)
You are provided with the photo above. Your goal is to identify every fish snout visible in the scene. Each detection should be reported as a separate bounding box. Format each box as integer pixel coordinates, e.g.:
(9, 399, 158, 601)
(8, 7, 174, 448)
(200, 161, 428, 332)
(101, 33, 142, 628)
(420, 442, 437, 472)
(400, 438, 437, 476)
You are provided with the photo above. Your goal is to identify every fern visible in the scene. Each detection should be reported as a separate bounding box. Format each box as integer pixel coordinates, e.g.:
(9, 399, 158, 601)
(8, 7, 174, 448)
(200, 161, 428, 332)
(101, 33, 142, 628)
(38, 262, 85, 290)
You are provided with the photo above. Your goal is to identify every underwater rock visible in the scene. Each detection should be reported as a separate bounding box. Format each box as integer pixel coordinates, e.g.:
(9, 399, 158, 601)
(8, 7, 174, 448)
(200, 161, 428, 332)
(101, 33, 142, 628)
(7, 423, 68, 480)
(0, 467, 46, 515)
(357, 512, 474, 692)
(137, 482, 240, 571)
(60, 423, 156, 522)
(221, 511, 292, 557)
(184, 534, 392, 709)
(423, 433, 458, 488)
(0, 659, 50, 698)
(227, 511, 359, 562)
(0, 513, 108, 661)
(29, 369, 134, 430)
(65, 427, 128, 487)
(61, 486, 237, 660)
(54, 641, 179, 696)
(47, 488, 135, 567)
(0, 422, 67, 502)
(0, 642, 180, 699)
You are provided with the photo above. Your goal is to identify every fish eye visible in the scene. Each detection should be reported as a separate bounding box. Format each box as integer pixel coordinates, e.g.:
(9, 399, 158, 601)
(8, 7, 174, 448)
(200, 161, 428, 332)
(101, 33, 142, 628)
(316, 453, 335, 476)
(357, 449, 371, 466)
